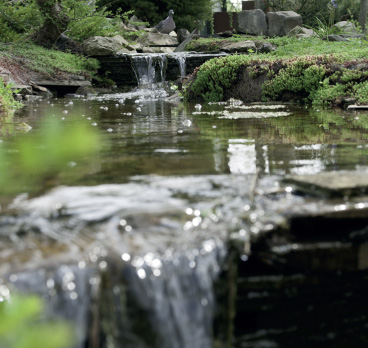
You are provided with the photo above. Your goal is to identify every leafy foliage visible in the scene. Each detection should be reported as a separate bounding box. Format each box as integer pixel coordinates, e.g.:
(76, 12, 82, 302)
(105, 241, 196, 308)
(63, 1, 125, 41)
(186, 55, 250, 102)
(97, 0, 214, 32)
(0, 78, 22, 114)
(0, 0, 42, 42)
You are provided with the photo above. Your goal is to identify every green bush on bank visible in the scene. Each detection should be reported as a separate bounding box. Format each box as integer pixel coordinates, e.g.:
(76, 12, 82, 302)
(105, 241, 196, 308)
(185, 37, 368, 108)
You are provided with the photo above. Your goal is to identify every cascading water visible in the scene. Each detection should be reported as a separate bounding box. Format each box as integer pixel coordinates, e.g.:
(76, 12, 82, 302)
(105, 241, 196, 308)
(170, 53, 187, 77)
(131, 53, 167, 88)
(0, 175, 249, 348)
(130, 53, 188, 88)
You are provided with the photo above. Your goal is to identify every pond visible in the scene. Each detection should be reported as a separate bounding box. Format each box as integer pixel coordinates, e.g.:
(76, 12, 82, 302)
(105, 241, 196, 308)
(1, 83, 368, 347)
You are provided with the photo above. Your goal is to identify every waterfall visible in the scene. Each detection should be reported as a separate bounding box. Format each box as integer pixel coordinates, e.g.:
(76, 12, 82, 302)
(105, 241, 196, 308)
(0, 176, 242, 348)
(131, 54, 167, 88)
(171, 53, 187, 77)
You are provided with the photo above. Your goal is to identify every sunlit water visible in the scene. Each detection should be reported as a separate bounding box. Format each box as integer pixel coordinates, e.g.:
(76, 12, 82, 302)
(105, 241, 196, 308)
(1, 84, 368, 347)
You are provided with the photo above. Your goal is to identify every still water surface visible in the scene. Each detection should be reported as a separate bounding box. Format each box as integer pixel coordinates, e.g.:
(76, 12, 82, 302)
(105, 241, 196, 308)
(5, 88, 368, 191)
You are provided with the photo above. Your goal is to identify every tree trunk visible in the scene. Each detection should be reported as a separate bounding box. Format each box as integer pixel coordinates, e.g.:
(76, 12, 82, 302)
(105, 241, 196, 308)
(359, 0, 368, 33)
(33, 0, 70, 48)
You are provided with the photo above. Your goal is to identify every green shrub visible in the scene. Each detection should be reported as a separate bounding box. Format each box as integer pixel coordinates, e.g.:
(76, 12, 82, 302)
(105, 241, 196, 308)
(262, 57, 327, 102)
(0, 0, 42, 42)
(354, 81, 368, 104)
(187, 55, 250, 102)
(64, 1, 125, 42)
(0, 78, 22, 114)
(312, 82, 350, 108)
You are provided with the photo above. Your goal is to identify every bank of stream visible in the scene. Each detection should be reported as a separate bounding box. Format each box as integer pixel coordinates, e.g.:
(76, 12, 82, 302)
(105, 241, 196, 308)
(1, 54, 368, 347)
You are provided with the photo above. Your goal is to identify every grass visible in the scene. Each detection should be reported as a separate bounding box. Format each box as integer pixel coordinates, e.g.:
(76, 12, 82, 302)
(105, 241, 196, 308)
(0, 42, 99, 79)
(186, 36, 368, 61)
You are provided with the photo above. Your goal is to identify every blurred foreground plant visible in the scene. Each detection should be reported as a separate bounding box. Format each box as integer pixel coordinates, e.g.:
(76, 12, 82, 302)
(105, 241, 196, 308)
(0, 290, 74, 348)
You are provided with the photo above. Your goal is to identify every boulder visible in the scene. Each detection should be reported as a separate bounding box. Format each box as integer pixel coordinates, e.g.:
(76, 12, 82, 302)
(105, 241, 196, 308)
(267, 11, 303, 37)
(323, 34, 349, 42)
(334, 21, 357, 34)
(127, 15, 147, 30)
(137, 31, 178, 47)
(220, 40, 256, 53)
(83, 35, 128, 56)
(177, 29, 191, 44)
(235, 9, 267, 36)
(287, 25, 315, 38)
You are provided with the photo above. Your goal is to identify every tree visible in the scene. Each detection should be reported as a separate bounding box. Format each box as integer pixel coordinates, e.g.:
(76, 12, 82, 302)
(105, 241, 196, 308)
(96, 0, 215, 32)
(33, 0, 70, 47)
(359, 0, 368, 33)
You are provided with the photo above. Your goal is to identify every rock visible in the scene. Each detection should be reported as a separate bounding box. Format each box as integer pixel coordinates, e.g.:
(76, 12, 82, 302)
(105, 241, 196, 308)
(127, 15, 147, 30)
(287, 25, 315, 38)
(235, 9, 267, 36)
(13, 84, 33, 95)
(142, 46, 175, 53)
(254, 40, 277, 53)
(177, 29, 190, 43)
(82, 35, 136, 56)
(322, 34, 349, 42)
(0, 68, 11, 83)
(117, 47, 136, 54)
(174, 30, 198, 53)
(285, 170, 368, 197)
(30, 83, 53, 98)
(267, 11, 303, 37)
(220, 40, 256, 53)
(75, 86, 97, 96)
(56, 34, 84, 54)
(137, 31, 178, 47)
(334, 21, 357, 34)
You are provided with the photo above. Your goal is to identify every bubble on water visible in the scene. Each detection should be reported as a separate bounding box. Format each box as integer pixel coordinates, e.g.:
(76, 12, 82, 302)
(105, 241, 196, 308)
(122, 253, 131, 262)
(195, 104, 202, 111)
(91, 122, 98, 126)
(63, 110, 68, 114)
(107, 128, 113, 132)
(183, 119, 192, 127)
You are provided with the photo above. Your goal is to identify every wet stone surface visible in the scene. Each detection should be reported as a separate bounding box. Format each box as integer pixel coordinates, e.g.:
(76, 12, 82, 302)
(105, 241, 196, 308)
(285, 170, 368, 197)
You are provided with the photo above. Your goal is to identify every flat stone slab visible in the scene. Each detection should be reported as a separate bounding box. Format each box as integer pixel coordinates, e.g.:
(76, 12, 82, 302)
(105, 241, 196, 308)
(347, 104, 368, 110)
(285, 170, 368, 197)
(34, 80, 91, 87)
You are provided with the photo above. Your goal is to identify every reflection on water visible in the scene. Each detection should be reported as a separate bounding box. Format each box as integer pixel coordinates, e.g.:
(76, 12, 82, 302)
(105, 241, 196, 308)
(6, 92, 368, 192)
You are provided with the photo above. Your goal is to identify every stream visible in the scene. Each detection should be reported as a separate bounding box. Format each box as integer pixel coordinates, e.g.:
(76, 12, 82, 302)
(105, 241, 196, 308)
(1, 57, 368, 347)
